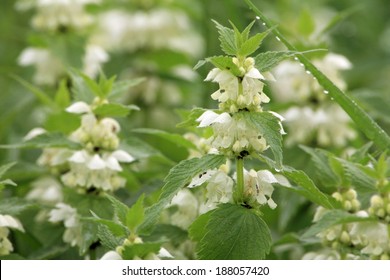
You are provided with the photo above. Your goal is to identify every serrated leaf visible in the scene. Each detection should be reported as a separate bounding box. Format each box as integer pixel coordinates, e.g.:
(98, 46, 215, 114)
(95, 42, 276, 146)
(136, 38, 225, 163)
(109, 78, 146, 100)
(138, 154, 226, 234)
(238, 30, 271, 57)
(0, 198, 35, 215)
(298, 9, 316, 37)
(241, 20, 256, 42)
(244, 0, 390, 150)
(188, 209, 215, 242)
(240, 111, 283, 169)
(254, 51, 297, 72)
(329, 156, 349, 185)
(126, 194, 145, 233)
(207, 56, 242, 76)
(176, 108, 207, 128)
(0, 132, 80, 150)
(198, 203, 271, 260)
(88, 214, 128, 237)
(97, 224, 124, 250)
(93, 103, 139, 118)
(281, 166, 338, 209)
(350, 142, 373, 164)
(302, 210, 375, 239)
(212, 20, 237, 55)
(79, 220, 99, 255)
(123, 136, 160, 159)
(105, 195, 128, 226)
(300, 145, 339, 188)
(68, 69, 94, 103)
(132, 128, 196, 150)
(121, 242, 162, 260)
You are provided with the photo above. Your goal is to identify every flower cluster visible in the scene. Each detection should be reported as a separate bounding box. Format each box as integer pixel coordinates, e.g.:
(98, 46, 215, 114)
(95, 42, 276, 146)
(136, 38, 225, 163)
(272, 53, 356, 147)
(61, 100, 135, 192)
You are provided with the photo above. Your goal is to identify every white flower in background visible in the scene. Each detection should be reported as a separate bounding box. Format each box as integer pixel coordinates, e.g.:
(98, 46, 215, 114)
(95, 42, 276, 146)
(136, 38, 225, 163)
(206, 57, 270, 113)
(197, 110, 268, 156)
(0, 215, 25, 256)
(271, 53, 354, 147)
(18, 47, 64, 86)
(349, 211, 390, 258)
(27, 0, 100, 32)
(243, 169, 277, 209)
(91, 9, 203, 57)
(283, 104, 356, 147)
(49, 203, 83, 247)
(27, 176, 63, 204)
(37, 148, 73, 168)
(83, 44, 109, 78)
(168, 189, 199, 229)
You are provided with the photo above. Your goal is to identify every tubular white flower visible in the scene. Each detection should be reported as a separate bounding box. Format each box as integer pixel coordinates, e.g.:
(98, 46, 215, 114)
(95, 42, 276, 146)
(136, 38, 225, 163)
(0, 215, 24, 232)
(243, 169, 277, 209)
(111, 150, 135, 163)
(100, 250, 122, 260)
(66, 102, 91, 114)
(196, 110, 221, 128)
(87, 154, 106, 170)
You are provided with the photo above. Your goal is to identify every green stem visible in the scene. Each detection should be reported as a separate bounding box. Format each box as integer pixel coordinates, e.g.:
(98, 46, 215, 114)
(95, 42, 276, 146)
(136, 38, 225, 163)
(245, 0, 390, 151)
(235, 157, 245, 203)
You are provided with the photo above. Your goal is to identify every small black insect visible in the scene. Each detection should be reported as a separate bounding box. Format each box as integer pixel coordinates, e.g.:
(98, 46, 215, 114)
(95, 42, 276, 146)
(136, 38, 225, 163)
(238, 150, 249, 159)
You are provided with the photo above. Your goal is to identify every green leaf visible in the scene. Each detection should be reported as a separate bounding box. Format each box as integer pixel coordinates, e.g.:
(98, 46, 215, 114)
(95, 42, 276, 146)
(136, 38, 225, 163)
(145, 224, 188, 247)
(207, 56, 242, 76)
(212, 20, 237, 55)
(238, 29, 271, 57)
(97, 224, 124, 250)
(281, 165, 338, 209)
(197, 204, 271, 260)
(105, 195, 129, 226)
(11, 75, 56, 109)
(302, 210, 375, 239)
(0, 162, 16, 180)
(109, 78, 146, 100)
(176, 108, 207, 128)
(93, 103, 140, 118)
(55, 79, 71, 109)
(88, 214, 128, 237)
(193, 60, 207, 70)
(349, 142, 373, 164)
(0, 179, 17, 187)
(245, 0, 390, 150)
(254, 51, 297, 72)
(240, 111, 283, 169)
(68, 69, 95, 103)
(138, 154, 226, 234)
(300, 145, 339, 188)
(241, 20, 256, 42)
(79, 220, 99, 255)
(123, 136, 160, 159)
(297, 9, 316, 37)
(0, 132, 80, 150)
(188, 209, 215, 242)
(132, 128, 197, 150)
(0, 198, 35, 215)
(121, 242, 162, 260)
(126, 194, 145, 233)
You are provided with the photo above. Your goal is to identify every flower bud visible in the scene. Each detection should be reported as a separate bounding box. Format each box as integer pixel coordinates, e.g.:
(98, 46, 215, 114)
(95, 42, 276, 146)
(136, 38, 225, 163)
(340, 231, 350, 244)
(370, 195, 384, 208)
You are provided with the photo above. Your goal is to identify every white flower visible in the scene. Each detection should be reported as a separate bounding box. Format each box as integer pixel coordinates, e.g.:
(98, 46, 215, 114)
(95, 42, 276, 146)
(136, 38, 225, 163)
(66, 102, 91, 114)
(27, 176, 63, 204)
(49, 203, 83, 247)
(0, 215, 24, 232)
(100, 250, 122, 260)
(243, 169, 277, 209)
(168, 189, 199, 229)
(197, 110, 268, 156)
(349, 217, 390, 257)
(83, 44, 109, 78)
(23, 127, 46, 141)
(18, 47, 64, 86)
